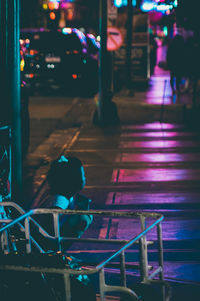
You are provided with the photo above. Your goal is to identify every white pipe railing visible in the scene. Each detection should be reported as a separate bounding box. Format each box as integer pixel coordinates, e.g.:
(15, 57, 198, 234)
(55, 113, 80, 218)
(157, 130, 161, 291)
(0, 202, 169, 301)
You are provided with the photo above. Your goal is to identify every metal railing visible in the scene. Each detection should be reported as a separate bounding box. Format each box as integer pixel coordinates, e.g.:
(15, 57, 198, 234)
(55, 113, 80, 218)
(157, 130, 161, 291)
(0, 125, 12, 201)
(0, 202, 170, 301)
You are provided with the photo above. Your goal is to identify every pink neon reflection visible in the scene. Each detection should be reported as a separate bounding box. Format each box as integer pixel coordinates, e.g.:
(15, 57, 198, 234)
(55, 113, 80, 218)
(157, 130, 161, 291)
(120, 140, 198, 148)
(112, 168, 199, 182)
(123, 122, 183, 130)
(121, 131, 197, 138)
(118, 153, 200, 162)
(107, 192, 200, 205)
(145, 75, 172, 104)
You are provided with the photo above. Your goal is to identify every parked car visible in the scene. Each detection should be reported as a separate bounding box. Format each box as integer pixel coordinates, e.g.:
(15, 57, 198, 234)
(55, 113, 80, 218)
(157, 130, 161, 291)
(20, 28, 99, 96)
(85, 33, 100, 60)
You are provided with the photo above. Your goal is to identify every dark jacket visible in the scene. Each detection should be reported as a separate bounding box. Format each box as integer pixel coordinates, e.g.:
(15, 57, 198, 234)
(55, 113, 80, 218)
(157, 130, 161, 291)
(167, 35, 185, 74)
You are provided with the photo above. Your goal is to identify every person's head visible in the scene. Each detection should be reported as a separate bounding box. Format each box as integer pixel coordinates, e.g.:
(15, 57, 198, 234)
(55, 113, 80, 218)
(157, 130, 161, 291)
(47, 155, 86, 197)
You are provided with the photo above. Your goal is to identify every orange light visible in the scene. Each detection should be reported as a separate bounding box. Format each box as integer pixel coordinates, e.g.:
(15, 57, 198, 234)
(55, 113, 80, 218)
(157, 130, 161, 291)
(29, 49, 38, 56)
(72, 74, 78, 79)
(48, 2, 55, 10)
(49, 12, 56, 20)
(30, 49, 34, 55)
(20, 59, 25, 72)
(67, 10, 73, 21)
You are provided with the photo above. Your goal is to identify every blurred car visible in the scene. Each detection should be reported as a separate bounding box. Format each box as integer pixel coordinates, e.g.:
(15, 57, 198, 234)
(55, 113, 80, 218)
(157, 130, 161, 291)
(85, 33, 100, 60)
(20, 28, 99, 96)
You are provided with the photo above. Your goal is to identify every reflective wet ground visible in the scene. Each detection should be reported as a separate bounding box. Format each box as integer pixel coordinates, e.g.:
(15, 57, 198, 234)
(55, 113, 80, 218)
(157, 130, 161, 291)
(67, 121, 200, 288)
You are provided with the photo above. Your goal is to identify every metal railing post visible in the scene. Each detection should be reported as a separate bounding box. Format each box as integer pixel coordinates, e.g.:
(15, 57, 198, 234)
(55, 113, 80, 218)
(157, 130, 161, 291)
(24, 217, 31, 253)
(1, 230, 10, 254)
(99, 268, 106, 301)
(53, 213, 61, 251)
(63, 273, 71, 301)
(157, 223, 165, 301)
(120, 250, 126, 287)
(139, 216, 148, 282)
(157, 223, 164, 280)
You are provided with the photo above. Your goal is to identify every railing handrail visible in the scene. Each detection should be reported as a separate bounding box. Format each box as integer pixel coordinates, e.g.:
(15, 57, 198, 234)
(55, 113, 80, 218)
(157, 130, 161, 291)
(0, 202, 167, 300)
(0, 203, 164, 270)
(32, 208, 163, 219)
(96, 215, 163, 270)
(0, 202, 54, 239)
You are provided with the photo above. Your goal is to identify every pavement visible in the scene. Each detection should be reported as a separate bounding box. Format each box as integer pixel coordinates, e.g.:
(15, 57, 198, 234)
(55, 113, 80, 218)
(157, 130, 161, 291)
(22, 69, 200, 300)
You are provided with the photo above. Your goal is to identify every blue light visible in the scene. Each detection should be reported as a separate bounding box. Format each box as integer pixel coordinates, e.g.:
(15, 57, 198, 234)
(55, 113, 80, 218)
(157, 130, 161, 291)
(156, 4, 173, 11)
(174, 0, 178, 7)
(163, 26, 168, 36)
(114, 0, 123, 7)
(141, 1, 156, 12)
(114, 0, 136, 8)
(140, 1, 175, 13)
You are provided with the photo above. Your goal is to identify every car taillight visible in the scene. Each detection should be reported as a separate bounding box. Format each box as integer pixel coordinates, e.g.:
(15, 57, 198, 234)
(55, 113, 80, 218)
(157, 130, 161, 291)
(29, 49, 38, 56)
(25, 73, 34, 79)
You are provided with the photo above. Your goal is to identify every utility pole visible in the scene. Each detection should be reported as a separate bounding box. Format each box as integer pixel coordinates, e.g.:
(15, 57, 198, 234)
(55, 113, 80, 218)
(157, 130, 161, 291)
(93, 0, 119, 126)
(125, 0, 134, 95)
(0, 0, 22, 202)
(0, 1, 9, 123)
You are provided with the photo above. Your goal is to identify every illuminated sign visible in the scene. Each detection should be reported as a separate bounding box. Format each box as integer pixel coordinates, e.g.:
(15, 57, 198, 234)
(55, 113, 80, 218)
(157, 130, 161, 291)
(141, 0, 177, 12)
(114, 0, 136, 8)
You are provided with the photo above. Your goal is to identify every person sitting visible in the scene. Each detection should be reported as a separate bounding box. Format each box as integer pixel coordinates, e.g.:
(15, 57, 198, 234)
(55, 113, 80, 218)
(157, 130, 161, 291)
(35, 155, 93, 251)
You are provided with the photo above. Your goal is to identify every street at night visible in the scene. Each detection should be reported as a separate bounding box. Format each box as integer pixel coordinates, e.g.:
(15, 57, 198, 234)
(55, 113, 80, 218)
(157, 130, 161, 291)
(1, 0, 200, 300)
(20, 72, 200, 300)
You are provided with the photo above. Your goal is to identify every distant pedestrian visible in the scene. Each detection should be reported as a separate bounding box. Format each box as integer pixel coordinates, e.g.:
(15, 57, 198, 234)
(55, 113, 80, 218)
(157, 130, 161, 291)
(38, 155, 93, 250)
(185, 36, 200, 97)
(167, 35, 185, 94)
(184, 36, 195, 79)
(150, 34, 158, 75)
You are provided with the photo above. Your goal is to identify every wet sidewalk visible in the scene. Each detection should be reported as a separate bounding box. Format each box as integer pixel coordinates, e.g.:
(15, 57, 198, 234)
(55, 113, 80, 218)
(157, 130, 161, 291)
(24, 71, 200, 300)
(61, 121, 200, 301)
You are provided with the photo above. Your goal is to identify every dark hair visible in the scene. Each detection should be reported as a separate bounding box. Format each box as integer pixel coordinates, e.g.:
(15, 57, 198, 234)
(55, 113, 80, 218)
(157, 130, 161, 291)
(47, 156, 84, 197)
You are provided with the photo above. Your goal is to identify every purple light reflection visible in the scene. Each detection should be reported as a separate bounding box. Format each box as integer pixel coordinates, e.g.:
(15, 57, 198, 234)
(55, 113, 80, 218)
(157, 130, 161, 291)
(121, 131, 197, 138)
(112, 168, 200, 182)
(118, 153, 200, 162)
(113, 219, 200, 241)
(109, 192, 200, 205)
(122, 122, 184, 130)
(120, 140, 199, 148)
(144, 75, 172, 105)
